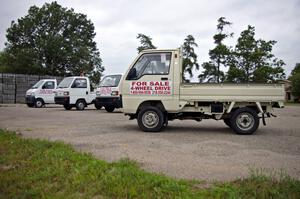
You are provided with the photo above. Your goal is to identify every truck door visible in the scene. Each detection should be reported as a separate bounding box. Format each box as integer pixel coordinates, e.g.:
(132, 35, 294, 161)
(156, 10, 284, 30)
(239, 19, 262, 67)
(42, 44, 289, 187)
(123, 52, 174, 110)
(41, 81, 55, 103)
(71, 78, 88, 103)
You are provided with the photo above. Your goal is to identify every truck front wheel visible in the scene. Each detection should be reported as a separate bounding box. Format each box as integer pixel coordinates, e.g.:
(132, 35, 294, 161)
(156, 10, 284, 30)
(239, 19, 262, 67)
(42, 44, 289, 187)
(230, 107, 259, 135)
(137, 106, 164, 132)
(105, 106, 115, 112)
(76, 100, 86, 110)
(35, 99, 44, 108)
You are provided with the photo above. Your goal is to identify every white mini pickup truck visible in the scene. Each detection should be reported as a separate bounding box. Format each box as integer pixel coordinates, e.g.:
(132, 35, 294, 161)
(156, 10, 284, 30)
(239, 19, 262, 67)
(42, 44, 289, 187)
(95, 74, 123, 112)
(54, 76, 95, 110)
(121, 48, 285, 134)
(25, 79, 57, 108)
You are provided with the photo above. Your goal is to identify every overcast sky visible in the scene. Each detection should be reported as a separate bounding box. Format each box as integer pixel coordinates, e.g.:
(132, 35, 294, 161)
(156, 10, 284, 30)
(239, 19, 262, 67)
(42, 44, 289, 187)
(1, 0, 299, 79)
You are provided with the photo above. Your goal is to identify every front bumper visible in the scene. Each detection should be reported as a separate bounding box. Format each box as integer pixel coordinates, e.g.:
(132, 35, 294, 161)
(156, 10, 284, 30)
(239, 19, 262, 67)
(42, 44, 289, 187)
(95, 96, 122, 108)
(54, 96, 70, 105)
(25, 95, 36, 104)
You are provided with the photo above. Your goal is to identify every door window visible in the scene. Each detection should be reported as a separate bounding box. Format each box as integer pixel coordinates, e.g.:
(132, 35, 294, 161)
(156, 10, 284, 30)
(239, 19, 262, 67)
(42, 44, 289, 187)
(126, 53, 171, 80)
(72, 78, 87, 88)
(42, 81, 55, 89)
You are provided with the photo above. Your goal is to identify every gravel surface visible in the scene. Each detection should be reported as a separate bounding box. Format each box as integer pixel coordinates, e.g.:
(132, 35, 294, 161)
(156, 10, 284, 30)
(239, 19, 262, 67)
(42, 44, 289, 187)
(1, 104, 300, 181)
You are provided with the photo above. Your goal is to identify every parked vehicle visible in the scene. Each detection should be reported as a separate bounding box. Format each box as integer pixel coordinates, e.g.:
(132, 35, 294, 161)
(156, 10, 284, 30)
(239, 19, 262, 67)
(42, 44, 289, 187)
(25, 79, 57, 108)
(54, 76, 95, 110)
(121, 48, 285, 134)
(95, 74, 123, 112)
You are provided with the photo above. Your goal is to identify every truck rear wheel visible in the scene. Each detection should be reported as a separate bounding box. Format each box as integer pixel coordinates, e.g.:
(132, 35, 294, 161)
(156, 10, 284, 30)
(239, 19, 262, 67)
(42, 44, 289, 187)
(137, 106, 164, 132)
(76, 100, 86, 110)
(64, 104, 72, 110)
(230, 107, 259, 135)
(223, 118, 231, 127)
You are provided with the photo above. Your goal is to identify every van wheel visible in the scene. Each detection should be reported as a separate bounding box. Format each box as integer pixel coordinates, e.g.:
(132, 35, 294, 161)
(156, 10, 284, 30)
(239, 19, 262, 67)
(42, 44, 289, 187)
(94, 102, 102, 110)
(105, 106, 115, 112)
(35, 99, 44, 108)
(64, 104, 72, 110)
(137, 106, 164, 132)
(223, 118, 231, 127)
(76, 100, 86, 110)
(230, 107, 259, 135)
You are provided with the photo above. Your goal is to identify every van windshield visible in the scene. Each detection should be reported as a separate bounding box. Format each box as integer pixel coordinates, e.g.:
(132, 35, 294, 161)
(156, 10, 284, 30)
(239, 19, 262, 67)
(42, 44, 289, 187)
(31, 80, 44, 89)
(99, 75, 122, 87)
(58, 77, 74, 88)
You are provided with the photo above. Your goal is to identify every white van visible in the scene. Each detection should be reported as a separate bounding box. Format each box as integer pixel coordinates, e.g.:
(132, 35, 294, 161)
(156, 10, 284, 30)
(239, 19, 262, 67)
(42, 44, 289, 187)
(95, 74, 123, 112)
(25, 79, 57, 108)
(54, 76, 95, 110)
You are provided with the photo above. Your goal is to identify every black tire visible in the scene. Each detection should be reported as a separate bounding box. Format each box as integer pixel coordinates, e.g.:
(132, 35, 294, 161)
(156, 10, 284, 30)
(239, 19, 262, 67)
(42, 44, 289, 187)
(94, 102, 102, 110)
(64, 104, 72, 110)
(35, 99, 44, 108)
(76, 100, 86, 110)
(137, 106, 164, 132)
(105, 106, 115, 112)
(230, 107, 259, 135)
(223, 118, 231, 127)
(27, 103, 34, 108)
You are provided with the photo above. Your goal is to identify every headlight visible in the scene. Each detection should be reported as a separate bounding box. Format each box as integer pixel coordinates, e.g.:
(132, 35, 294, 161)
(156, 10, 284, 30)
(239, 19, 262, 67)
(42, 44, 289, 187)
(30, 92, 35, 96)
(96, 91, 101, 96)
(111, 91, 119, 96)
(63, 91, 69, 96)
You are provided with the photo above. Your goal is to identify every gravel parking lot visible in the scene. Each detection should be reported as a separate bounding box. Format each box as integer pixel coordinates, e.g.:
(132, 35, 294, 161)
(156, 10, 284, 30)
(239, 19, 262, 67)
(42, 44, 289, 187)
(1, 104, 300, 181)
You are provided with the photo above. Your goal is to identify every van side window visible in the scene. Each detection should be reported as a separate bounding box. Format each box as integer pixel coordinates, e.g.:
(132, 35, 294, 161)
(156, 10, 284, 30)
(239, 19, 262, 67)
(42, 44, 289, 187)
(42, 81, 55, 89)
(72, 78, 87, 88)
(126, 53, 171, 80)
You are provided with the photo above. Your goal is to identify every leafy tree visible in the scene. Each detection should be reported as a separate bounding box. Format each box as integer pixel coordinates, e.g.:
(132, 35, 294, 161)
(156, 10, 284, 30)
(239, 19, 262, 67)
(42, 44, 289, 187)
(199, 17, 233, 83)
(226, 25, 285, 83)
(2, 1, 104, 84)
(182, 35, 199, 81)
(136, 34, 156, 53)
(289, 63, 300, 99)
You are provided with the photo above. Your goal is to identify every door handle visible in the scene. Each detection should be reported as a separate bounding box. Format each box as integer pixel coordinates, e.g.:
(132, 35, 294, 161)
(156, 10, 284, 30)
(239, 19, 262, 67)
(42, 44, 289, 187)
(161, 77, 168, 81)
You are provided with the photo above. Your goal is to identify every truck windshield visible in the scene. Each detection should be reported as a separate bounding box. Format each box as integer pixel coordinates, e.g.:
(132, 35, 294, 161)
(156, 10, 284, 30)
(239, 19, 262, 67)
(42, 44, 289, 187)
(58, 77, 74, 88)
(31, 80, 44, 89)
(100, 75, 122, 87)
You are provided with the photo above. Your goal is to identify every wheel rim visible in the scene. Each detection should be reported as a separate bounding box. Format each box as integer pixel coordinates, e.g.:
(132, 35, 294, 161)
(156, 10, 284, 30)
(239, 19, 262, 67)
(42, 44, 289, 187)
(235, 112, 254, 131)
(142, 111, 159, 129)
(36, 101, 42, 107)
(78, 102, 84, 109)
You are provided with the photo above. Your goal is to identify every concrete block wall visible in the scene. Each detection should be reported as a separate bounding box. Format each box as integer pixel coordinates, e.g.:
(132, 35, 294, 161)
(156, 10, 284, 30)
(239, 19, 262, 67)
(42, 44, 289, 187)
(0, 73, 64, 104)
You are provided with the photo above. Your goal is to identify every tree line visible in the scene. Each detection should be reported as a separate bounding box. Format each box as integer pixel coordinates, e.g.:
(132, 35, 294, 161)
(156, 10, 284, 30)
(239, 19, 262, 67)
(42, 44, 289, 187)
(0, 1, 297, 98)
(136, 17, 287, 84)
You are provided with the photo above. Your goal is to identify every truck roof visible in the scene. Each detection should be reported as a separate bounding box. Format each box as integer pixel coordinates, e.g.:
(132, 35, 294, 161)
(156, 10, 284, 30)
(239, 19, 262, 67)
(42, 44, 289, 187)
(140, 48, 179, 53)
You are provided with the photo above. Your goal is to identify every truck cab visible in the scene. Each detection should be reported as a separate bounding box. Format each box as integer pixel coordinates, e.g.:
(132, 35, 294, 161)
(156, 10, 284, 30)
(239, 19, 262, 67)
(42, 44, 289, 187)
(95, 74, 123, 112)
(25, 79, 57, 108)
(54, 76, 95, 110)
(121, 48, 285, 134)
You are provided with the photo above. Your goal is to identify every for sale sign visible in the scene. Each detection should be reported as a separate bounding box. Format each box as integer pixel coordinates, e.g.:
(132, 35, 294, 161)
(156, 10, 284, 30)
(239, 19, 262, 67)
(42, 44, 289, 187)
(130, 81, 172, 95)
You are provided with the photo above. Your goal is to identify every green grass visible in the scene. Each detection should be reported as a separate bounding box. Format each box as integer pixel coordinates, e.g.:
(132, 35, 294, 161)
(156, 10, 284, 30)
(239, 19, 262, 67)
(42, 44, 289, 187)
(1, 129, 300, 199)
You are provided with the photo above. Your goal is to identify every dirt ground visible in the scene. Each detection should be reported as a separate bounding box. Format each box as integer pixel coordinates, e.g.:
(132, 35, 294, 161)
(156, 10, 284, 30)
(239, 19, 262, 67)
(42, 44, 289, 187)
(0, 104, 300, 181)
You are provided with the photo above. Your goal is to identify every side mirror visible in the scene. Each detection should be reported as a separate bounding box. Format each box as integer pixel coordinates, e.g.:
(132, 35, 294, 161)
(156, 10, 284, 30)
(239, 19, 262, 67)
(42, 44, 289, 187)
(127, 68, 137, 80)
(42, 85, 46, 89)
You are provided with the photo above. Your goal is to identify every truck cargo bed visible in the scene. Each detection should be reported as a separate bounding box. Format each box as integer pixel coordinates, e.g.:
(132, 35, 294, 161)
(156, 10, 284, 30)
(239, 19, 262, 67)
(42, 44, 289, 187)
(179, 83, 285, 102)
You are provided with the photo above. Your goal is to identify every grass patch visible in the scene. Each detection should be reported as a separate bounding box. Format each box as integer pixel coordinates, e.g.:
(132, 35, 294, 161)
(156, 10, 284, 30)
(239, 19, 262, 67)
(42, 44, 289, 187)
(1, 129, 300, 198)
